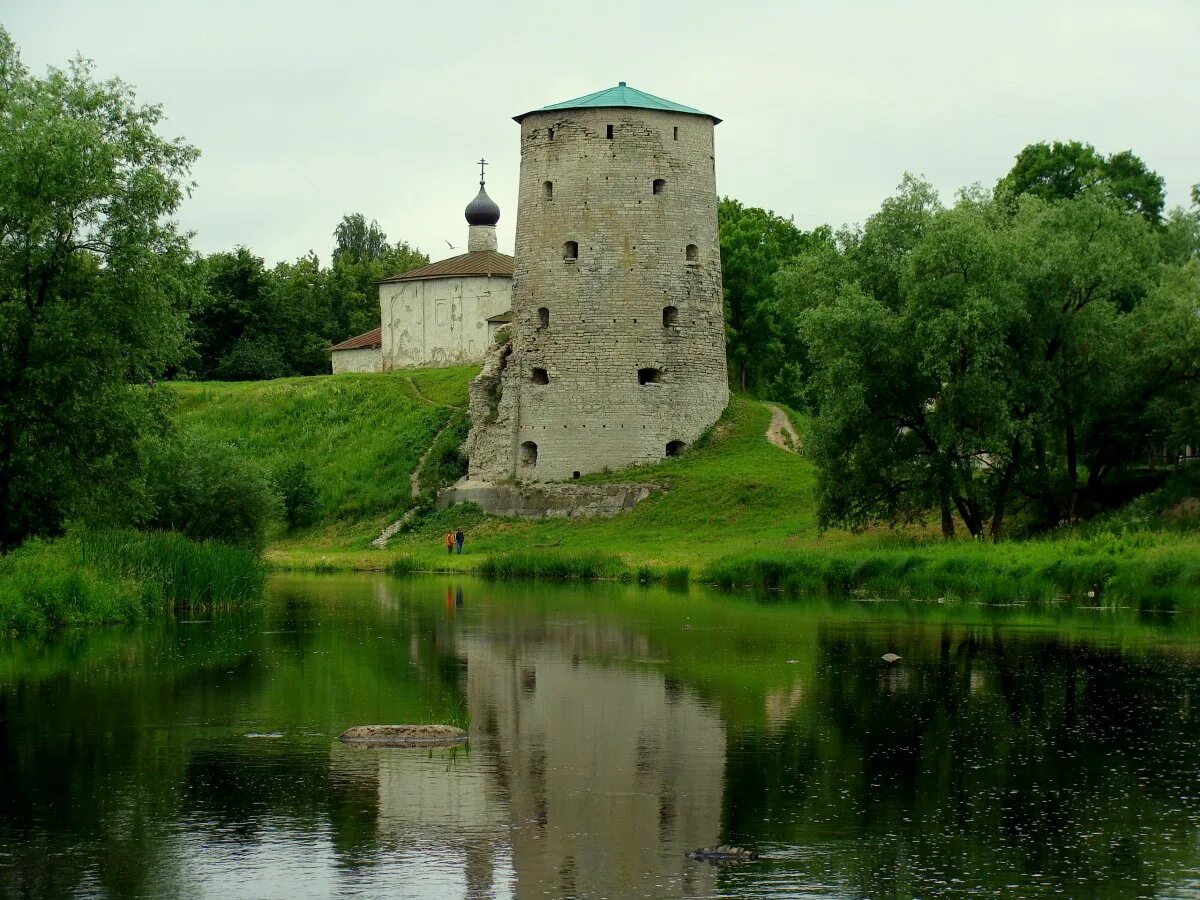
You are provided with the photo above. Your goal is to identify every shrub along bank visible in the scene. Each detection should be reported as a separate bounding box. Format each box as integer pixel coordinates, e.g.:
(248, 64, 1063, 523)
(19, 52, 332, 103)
(0, 530, 265, 634)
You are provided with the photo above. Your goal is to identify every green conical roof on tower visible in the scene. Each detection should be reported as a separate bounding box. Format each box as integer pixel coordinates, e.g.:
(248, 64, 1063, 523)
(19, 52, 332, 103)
(514, 82, 721, 124)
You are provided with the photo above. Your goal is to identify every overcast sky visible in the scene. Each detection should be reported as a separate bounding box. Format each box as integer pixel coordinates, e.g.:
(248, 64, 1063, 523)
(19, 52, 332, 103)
(6, 1, 1198, 265)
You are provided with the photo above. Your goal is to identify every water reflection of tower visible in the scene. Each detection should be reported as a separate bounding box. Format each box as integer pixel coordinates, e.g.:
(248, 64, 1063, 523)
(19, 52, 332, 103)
(464, 622, 726, 897)
(328, 592, 726, 897)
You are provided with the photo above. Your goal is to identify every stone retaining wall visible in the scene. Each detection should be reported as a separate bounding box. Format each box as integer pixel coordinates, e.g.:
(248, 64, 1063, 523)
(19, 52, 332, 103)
(437, 479, 658, 519)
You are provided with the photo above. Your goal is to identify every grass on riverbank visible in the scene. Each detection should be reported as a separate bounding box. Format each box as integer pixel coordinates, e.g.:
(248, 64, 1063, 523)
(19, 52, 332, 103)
(173, 370, 1199, 606)
(0, 530, 264, 634)
(700, 533, 1200, 607)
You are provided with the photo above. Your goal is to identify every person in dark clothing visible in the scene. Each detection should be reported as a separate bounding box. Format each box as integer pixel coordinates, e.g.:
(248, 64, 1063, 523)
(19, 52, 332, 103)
(455, 526, 465, 555)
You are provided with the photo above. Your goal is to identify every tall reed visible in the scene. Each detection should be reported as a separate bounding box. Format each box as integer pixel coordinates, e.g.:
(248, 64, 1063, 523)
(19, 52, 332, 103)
(0, 530, 265, 633)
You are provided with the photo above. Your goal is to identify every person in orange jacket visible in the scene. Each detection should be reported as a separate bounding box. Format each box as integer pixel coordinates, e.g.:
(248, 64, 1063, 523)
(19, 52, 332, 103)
(444, 531, 455, 555)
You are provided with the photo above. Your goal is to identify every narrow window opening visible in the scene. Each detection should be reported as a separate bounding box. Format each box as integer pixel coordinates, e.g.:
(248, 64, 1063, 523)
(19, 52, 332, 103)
(537, 307, 549, 328)
(638, 367, 662, 385)
(543, 181, 553, 201)
(563, 240, 578, 260)
(662, 305, 679, 327)
(666, 440, 686, 457)
(548, 128, 554, 141)
(573, 471, 581, 479)
(531, 367, 549, 385)
(606, 124, 614, 139)
(673, 126, 679, 141)
(652, 178, 666, 195)
(685, 244, 698, 262)
(520, 441, 538, 467)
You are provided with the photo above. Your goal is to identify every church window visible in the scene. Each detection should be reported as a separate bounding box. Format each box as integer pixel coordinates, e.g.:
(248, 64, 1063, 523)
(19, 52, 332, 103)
(520, 441, 538, 467)
(563, 240, 578, 260)
(652, 178, 666, 195)
(543, 181, 553, 200)
(638, 367, 662, 385)
(666, 440, 686, 457)
(685, 244, 698, 262)
(662, 305, 679, 327)
(538, 307, 550, 328)
(606, 124, 614, 139)
(435, 301, 447, 324)
(531, 367, 549, 385)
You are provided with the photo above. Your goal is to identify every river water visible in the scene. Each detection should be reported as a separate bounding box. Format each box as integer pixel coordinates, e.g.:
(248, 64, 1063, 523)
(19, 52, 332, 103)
(2, 574, 1199, 898)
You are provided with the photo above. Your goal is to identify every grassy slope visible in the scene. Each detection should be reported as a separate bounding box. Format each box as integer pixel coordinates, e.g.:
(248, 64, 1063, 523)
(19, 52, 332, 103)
(263, 388, 842, 568)
(174, 369, 1200, 603)
(168, 368, 472, 545)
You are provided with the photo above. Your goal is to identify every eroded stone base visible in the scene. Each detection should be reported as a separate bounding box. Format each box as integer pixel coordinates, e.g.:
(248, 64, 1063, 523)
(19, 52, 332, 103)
(437, 479, 658, 519)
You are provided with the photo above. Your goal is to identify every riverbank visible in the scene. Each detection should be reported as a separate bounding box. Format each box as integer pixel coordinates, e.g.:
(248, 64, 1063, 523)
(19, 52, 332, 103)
(0, 530, 264, 633)
(232, 375, 1200, 607)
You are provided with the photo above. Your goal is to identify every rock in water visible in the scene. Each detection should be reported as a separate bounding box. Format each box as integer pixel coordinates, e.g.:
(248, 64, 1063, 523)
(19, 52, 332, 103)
(881, 653, 902, 664)
(686, 846, 759, 863)
(338, 724, 468, 747)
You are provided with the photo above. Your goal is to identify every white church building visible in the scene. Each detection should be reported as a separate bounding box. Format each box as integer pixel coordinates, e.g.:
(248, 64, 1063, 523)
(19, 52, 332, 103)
(330, 172, 514, 373)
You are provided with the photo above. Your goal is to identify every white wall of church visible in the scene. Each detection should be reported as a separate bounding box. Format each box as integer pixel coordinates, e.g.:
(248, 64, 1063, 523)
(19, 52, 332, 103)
(380, 275, 512, 369)
(331, 347, 382, 374)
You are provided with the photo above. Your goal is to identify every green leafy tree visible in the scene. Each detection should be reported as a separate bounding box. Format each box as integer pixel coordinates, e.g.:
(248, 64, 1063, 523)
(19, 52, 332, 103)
(718, 197, 817, 395)
(795, 176, 1197, 539)
(326, 229, 427, 342)
(143, 430, 280, 551)
(0, 29, 199, 548)
(1160, 187, 1200, 265)
(187, 226, 427, 380)
(332, 213, 390, 265)
(996, 140, 1166, 224)
(188, 247, 270, 377)
(266, 252, 334, 375)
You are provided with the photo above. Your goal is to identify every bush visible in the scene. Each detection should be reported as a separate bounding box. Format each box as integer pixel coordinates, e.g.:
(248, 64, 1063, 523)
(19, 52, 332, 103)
(144, 430, 280, 550)
(275, 461, 320, 530)
(417, 414, 470, 497)
(214, 336, 286, 381)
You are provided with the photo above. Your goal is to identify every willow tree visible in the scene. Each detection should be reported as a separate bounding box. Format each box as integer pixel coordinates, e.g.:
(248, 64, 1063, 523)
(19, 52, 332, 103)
(0, 29, 199, 547)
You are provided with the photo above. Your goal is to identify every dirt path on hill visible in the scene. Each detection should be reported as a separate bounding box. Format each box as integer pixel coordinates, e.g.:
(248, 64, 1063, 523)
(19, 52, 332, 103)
(373, 414, 460, 549)
(409, 417, 458, 499)
(766, 404, 800, 453)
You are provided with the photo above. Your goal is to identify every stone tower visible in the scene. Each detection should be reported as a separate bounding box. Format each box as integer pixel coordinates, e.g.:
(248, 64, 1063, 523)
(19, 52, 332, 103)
(466, 82, 728, 483)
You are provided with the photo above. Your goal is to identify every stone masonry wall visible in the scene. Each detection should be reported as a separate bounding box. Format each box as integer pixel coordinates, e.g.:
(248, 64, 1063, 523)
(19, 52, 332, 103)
(380, 274, 512, 369)
(331, 346, 381, 374)
(467, 107, 728, 482)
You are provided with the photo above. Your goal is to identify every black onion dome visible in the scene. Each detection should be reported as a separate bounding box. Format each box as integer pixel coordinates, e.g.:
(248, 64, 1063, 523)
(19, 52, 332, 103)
(465, 185, 501, 226)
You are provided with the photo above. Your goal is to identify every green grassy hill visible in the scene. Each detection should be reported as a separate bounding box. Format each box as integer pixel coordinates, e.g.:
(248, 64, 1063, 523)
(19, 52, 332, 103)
(168, 368, 473, 543)
(170, 369, 1200, 606)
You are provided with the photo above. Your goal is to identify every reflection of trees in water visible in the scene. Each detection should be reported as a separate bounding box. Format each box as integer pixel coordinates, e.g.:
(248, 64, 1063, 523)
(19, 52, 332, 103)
(0, 611, 266, 897)
(0, 578, 471, 895)
(184, 742, 380, 869)
(720, 626, 1200, 896)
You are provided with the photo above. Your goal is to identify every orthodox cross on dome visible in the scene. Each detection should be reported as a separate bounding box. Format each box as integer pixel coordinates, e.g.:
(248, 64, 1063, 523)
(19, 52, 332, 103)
(478, 158, 488, 187)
